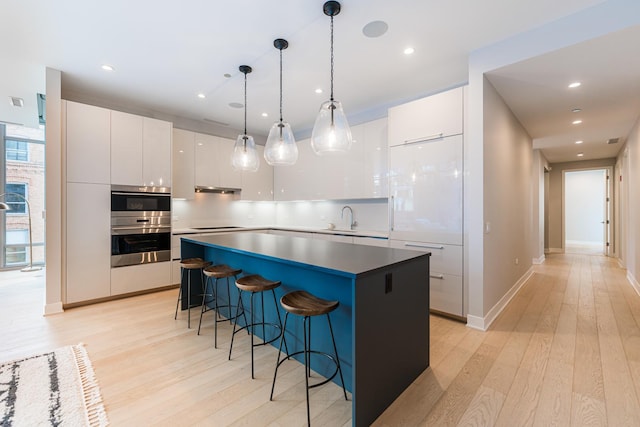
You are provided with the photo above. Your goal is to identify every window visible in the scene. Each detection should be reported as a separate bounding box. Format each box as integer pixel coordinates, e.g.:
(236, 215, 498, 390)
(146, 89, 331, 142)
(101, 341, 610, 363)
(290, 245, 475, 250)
(4, 183, 27, 214)
(6, 139, 28, 161)
(5, 229, 28, 265)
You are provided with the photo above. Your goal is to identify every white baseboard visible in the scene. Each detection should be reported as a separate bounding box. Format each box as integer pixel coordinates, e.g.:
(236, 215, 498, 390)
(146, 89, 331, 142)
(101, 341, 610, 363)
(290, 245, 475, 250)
(628, 271, 640, 297)
(547, 248, 563, 254)
(466, 267, 534, 331)
(618, 258, 626, 269)
(532, 255, 545, 265)
(44, 302, 64, 316)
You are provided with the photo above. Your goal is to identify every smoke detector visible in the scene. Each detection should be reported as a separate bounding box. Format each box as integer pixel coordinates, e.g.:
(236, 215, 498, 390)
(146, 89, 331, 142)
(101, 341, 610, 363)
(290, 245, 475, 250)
(606, 138, 620, 144)
(9, 96, 24, 107)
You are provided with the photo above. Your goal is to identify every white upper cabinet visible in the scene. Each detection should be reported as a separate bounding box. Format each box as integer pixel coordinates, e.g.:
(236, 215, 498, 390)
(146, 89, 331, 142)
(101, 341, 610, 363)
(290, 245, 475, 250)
(194, 133, 218, 187)
(65, 101, 111, 184)
(216, 137, 242, 189)
(273, 118, 388, 201)
(109, 111, 172, 187)
(142, 117, 172, 187)
(362, 118, 388, 198)
(388, 86, 463, 147)
(172, 129, 195, 199)
(241, 145, 273, 201)
(111, 111, 143, 185)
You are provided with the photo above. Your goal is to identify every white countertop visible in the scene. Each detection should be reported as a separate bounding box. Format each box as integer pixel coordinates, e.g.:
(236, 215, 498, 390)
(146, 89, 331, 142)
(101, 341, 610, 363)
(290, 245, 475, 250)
(172, 225, 388, 239)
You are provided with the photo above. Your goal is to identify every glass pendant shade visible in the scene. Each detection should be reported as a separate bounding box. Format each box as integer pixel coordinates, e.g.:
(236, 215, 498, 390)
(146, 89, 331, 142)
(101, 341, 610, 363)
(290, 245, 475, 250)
(265, 121, 298, 165)
(232, 134, 259, 172)
(311, 100, 352, 155)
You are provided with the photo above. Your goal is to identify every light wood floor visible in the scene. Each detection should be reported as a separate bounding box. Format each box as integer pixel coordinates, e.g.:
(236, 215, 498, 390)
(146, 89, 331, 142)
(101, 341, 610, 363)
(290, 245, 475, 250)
(2, 252, 640, 426)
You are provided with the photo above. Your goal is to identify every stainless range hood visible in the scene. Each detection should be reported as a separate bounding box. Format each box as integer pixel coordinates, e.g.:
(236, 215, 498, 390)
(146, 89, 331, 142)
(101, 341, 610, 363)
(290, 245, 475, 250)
(195, 186, 241, 194)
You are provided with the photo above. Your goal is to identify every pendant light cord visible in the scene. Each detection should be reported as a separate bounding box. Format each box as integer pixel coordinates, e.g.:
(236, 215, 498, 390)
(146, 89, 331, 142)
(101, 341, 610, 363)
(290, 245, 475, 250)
(330, 14, 335, 103)
(279, 47, 283, 123)
(243, 71, 248, 136)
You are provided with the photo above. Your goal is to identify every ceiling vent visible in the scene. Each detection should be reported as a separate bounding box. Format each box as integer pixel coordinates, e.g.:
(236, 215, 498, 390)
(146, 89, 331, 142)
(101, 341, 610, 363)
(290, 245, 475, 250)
(607, 138, 620, 144)
(9, 96, 24, 107)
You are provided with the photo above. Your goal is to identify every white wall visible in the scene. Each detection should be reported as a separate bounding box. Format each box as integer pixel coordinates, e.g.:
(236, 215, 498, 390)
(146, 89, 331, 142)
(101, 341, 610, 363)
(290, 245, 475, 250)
(565, 169, 606, 244)
(621, 116, 640, 289)
(482, 77, 533, 316)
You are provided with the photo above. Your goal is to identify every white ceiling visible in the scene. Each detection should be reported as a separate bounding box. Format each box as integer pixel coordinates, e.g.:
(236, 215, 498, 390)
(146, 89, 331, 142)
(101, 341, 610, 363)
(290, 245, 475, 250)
(3, 0, 637, 163)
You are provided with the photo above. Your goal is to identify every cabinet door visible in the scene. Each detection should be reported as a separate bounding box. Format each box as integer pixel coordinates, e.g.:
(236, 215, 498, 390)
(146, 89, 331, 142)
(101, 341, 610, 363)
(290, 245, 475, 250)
(217, 136, 243, 189)
(388, 87, 463, 147)
(66, 182, 111, 303)
(241, 145, 273, 201)
(66, 101, 111, 184)
(274, 138, 316, 201)
(111, 261, 171, 295)
(142, 117, 172, 187)
(362, 118, 388, 198)
(389, 134, 463, 245)
(111, 111, 143, 185)
(172, 129, 195, 199)
(194, 133, 219, 187)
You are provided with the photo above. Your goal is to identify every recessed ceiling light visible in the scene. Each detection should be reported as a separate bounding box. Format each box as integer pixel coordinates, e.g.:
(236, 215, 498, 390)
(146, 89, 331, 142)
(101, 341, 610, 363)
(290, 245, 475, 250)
(362, 20, 388, 38)
(577, 152, 584, 157)
(571, 108, 582, 113)
(101, 64, 114, 71)
(404, 47, 415, 55)
(315, 88, 323, 94)
(229, 102, 244, 109)
(575, 140, 584, 144)
(568, 82, 581, 88)
(9, 96, 24, 107)
(572, 119, 583, 125)
(197, 93, 206, 99)
(261, 112, 268, 117)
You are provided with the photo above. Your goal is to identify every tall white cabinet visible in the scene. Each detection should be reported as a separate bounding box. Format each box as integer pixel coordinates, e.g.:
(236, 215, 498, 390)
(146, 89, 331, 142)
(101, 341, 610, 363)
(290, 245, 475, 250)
(388, 86, 465, 318)
(64, 101, 112, 303)
(65, 100, 173, 305)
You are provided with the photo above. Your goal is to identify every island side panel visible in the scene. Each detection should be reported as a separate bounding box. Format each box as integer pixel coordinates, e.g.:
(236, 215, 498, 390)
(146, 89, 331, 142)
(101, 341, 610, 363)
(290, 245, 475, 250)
(353, 254, 430, 427)
(201, 244, 355, 391)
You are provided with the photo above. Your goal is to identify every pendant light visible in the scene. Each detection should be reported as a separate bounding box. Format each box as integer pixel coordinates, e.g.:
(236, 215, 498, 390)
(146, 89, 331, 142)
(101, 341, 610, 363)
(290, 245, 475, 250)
(311, 0, 352, 155)
(265, 39, 298, 166)
(232, 65, 260, 172)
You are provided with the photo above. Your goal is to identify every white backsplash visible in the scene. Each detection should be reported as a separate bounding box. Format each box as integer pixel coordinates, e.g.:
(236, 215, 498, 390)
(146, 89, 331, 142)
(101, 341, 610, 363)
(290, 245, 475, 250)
(172, 193, 388, 232)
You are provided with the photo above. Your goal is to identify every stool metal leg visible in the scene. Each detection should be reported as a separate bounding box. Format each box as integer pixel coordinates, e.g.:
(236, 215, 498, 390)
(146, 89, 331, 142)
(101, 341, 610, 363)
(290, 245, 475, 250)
(303, 315, 311, 427)
(197, 275, 216, 335)
(270, 312, 290, 400)
(250, 291, 255, 379)
(174, 267, 185, 320)
(326, 313, 348, 401)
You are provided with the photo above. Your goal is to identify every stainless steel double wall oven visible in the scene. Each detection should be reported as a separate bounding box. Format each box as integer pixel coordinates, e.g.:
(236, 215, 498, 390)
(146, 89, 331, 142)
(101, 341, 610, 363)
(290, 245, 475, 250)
(110, 185, 171, 267)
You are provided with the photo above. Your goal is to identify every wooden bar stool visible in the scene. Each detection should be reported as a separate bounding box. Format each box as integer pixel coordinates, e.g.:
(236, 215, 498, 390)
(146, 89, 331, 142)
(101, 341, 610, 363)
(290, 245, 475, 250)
(174, 258, 211, 328)
(228, 274, 287, 379)
(270, 290, 348, 426)
(198, 264, 243, 348)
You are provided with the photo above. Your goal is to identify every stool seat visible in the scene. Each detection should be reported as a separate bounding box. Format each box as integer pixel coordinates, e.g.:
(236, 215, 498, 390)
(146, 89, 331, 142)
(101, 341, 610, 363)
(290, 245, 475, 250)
(280, 290, 338, 317)
(204, 264, 242, 279)
(180, 258, 211, 269)
(235, 274, 281, 293)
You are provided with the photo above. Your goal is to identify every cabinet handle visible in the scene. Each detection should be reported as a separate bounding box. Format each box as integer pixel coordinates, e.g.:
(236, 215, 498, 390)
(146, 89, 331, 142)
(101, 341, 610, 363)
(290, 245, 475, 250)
(404, 133, 444, 145)
(430, 274, 444, 280)
(405, 243, 444, 250)
(390, 195, 395, 231)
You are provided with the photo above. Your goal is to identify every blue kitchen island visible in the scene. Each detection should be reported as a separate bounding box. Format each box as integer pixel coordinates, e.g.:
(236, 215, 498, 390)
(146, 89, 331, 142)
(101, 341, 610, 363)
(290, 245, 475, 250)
(180, 232, 430, 426)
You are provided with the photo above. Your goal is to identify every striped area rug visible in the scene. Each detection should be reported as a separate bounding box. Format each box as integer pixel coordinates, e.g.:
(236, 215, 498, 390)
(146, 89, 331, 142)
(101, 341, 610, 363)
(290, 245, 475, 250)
(0, 344, 108, 426)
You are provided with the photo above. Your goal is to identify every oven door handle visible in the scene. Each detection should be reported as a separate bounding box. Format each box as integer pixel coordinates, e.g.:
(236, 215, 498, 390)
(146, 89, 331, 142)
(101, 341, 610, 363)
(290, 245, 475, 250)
(111, 226, 171, 235)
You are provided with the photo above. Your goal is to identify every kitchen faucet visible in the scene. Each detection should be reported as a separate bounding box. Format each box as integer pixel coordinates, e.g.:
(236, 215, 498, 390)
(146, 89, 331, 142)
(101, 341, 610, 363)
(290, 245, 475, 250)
(341, 205, 357, 230)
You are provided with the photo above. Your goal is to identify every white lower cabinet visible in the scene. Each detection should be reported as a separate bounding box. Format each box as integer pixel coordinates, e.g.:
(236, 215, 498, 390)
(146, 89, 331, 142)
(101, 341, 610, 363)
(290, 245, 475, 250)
(66, 182, 111, 304)
(111, 262, 172, 295)
(352, 236, 389, 247)
(389, 239, 463, 317)
(172, 260, 182, 285)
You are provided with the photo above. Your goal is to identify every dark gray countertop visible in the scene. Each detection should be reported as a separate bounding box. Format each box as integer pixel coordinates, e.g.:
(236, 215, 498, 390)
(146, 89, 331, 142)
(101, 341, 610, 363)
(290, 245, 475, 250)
(181, 232, 428, 278)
